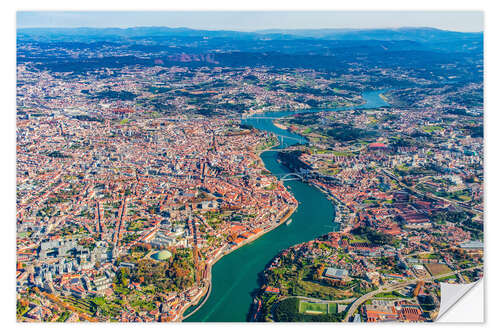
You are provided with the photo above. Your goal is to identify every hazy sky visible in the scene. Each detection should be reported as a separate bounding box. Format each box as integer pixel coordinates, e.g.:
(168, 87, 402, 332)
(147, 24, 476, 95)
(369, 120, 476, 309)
(17, 11, 483, 32)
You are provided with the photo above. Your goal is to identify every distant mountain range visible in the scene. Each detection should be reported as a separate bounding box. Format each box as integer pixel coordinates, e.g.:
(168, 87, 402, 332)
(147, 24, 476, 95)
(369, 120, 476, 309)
(17, 26, 483, 55)
(16, 26, 483, 80)
(17, 26, 482, 41)
(255, 27, 482, 41)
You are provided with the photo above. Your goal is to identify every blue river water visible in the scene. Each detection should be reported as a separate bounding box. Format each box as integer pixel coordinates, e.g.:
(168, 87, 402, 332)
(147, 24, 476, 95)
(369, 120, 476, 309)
(184, 90, 389, 322)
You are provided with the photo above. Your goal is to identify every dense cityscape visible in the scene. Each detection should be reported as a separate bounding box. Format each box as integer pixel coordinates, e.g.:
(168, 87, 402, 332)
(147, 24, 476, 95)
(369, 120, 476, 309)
(16, 25, 483, 322)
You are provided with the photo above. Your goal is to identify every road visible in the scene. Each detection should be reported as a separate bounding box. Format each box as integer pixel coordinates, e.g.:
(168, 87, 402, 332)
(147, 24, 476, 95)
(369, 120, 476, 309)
(279, 295, 357, 304)
(113, 196, 128, 247)
(342, 265, 482, 322)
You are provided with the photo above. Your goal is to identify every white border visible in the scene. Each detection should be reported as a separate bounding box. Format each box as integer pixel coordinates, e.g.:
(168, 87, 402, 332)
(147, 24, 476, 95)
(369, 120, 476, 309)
(2, 1, 497, 333)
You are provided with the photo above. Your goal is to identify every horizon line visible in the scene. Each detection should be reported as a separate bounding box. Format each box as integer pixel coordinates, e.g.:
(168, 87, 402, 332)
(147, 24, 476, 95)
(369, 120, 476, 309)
(16, 25, 484, 33)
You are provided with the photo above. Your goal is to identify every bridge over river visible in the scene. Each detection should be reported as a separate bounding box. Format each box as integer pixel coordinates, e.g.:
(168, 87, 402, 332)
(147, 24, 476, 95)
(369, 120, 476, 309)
(184, 90, 389, 322)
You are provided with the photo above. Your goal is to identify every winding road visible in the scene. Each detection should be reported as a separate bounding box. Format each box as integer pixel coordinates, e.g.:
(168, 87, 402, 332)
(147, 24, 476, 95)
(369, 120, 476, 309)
(342, 265, 482, 322)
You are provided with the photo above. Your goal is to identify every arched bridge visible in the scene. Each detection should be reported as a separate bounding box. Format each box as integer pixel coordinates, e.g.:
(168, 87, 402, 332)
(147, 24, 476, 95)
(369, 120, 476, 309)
(280, 173, 305, 181)
(274, 170, 311, 181)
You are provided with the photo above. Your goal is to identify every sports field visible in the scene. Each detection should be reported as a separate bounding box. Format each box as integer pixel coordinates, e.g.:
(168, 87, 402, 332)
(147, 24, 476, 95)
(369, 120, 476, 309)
(298, 300, 333, 315)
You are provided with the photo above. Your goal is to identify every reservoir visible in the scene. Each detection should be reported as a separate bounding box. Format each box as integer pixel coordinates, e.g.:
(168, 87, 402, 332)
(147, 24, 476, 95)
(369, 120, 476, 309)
(184, 90, 389, 322)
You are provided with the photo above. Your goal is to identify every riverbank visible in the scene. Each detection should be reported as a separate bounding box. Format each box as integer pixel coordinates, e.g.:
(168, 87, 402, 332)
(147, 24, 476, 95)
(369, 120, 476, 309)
(272, 120, 288, 130)
(181, 204, 297, 320)
(379, 93, 389, 103)
(181, 144, 298, 321)
(308, 180, 352, 232)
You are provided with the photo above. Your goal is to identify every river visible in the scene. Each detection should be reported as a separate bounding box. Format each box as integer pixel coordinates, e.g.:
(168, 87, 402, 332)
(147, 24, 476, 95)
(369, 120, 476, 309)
(184, 90, 389, 322)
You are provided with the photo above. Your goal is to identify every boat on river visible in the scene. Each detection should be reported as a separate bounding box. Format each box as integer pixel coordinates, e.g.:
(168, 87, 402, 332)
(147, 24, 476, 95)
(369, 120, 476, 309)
(286, 219, 292, 226)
